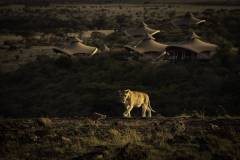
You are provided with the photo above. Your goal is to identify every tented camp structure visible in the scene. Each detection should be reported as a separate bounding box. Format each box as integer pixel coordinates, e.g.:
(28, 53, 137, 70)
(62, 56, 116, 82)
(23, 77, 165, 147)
(52, 37, 98, 57)
(124, 22, 160, 38)
(125, 34, 167, 55)
(172, 12, 206, 27)
(142, 22, 161, 36)
(166, 32, 218, 61)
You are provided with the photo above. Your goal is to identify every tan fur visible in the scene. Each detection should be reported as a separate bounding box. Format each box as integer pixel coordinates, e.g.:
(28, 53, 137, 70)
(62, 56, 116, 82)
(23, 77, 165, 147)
(119, 89, 156, 118)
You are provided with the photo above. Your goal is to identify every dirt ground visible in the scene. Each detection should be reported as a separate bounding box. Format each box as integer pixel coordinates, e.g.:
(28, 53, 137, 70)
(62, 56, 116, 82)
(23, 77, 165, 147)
(2, 4, 240, 21)
(0, 46, 58, 72)
(0, 117, 239, 160)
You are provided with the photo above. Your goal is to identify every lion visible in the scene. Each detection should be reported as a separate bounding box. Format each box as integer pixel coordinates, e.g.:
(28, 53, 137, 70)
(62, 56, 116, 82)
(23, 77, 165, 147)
(119, 89, 156, 118)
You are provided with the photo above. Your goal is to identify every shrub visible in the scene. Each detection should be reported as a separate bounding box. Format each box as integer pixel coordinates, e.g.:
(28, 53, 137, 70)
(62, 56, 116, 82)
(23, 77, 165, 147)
(55, 56, 72, 68)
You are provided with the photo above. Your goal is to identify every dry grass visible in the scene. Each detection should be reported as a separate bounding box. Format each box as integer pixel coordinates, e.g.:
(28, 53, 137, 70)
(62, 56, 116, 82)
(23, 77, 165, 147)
(151, 129, 174, 147)
(108, 128, 142, 145)
(1, 118, 240, 160)
(81, 136, 105, 146)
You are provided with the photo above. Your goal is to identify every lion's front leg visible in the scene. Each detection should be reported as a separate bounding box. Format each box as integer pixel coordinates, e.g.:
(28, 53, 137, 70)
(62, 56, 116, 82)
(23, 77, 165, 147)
(123, 111, 128, 118)
(123, 105, 133, 118)
(127, 105, 134, 117)
(123, 105, 130, 117)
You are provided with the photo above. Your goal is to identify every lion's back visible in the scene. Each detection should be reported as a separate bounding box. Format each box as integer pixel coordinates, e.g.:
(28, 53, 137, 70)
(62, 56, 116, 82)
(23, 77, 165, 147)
(129, 90, 149, 106)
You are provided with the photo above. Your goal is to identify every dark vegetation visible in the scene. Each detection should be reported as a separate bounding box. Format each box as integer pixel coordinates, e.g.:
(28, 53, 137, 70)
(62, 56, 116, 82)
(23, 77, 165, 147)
(0, 7, 240, 48)
(0, 50, 240, 118)
(0, 7, 240, 118)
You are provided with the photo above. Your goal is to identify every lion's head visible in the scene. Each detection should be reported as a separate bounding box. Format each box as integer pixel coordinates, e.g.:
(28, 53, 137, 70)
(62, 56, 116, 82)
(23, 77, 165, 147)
(119, 89, 130, 104)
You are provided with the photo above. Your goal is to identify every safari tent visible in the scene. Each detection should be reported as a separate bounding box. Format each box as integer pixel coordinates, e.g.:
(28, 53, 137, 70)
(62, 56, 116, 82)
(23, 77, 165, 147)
(124, 22, 160, 38)
(165, 32, 218, 61)
(172, 12, 206, 27)
(125, 34, 167, 55)
(142, 22, 161, 36)
(52, 37, 98, 56)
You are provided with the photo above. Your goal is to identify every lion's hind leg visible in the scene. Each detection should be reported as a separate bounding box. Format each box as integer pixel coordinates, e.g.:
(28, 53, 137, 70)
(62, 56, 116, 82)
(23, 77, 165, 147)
(147, 108, 152, 118)
(142, 105, 147, 118)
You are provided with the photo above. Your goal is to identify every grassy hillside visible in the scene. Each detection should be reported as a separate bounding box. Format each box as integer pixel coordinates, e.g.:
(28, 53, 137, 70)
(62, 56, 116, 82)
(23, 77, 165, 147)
(1, 0, 240, 5)
(0, 7, 240, 118)
(1, 117, 240, 160)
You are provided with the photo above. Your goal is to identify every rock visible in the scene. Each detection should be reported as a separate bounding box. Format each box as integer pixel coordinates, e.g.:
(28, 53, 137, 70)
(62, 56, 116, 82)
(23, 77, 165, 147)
(36, 117, 53, 127)
(172, 120, 186, 133)
(29, 135, 39, 143)
(61, 136, 71, 144)
(210, 124, 219, 130)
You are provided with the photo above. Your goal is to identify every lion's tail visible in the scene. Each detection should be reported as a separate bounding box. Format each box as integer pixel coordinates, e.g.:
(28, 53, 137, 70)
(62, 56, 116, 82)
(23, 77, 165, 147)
(148, 101, 156, 113)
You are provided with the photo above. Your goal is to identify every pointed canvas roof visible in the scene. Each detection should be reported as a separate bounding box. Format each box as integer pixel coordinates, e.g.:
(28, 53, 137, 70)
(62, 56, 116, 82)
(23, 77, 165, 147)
(181, 38, 217, 54)
(124, 22, 160, 38)
(172, 12, 206, 26)
(181, 32, 217, 53)
(52, 37, 98, 56)
(125, 34, 167, 54)
(189, 32, 201, 40)
(166, 32, 218, 57)
(143, 22, 161, 36)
